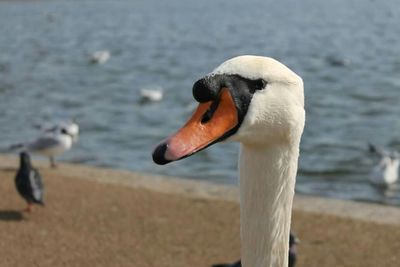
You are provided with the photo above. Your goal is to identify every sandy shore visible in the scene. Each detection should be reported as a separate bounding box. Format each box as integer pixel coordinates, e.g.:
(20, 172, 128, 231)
(1, 155, 399, 267)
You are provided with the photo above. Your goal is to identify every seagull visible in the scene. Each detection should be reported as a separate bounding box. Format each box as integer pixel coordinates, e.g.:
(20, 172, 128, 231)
(368, 144, 399, 186)
(211, 233, 299, 267)
(15, 152, 44, 212)
(89, 50, 110, 64)
(139, 88, 163, 103)
(9, 126, 75, 168)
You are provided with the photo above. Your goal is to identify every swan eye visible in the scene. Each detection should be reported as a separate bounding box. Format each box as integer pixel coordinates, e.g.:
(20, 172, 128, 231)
(253, 79, 267, 91)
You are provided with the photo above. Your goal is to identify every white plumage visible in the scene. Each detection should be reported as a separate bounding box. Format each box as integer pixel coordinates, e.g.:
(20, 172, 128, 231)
(40, 120, 80, 143)
(224, 57, 304, 267)
(369, 144, 399, 186)
(153, 55, 305, 267)
(89, 50, 110, 64)
(139, 88, 163, 103)
(10, 121, 79, 167)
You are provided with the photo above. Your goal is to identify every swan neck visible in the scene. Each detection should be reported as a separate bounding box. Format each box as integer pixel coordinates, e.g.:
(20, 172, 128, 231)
(239, 143, 299, 267)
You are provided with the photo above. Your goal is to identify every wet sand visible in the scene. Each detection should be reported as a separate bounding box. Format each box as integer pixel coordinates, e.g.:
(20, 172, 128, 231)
(0, 155, 399, 267)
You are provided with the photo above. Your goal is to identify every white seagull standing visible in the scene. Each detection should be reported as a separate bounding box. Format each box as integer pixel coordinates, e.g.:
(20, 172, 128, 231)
(369, 144, 399, 186)
(10, 125, 76, 168)
(153, 56, 305, 267)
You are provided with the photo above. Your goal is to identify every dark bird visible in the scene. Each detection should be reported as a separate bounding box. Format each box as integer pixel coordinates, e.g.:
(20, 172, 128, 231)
(212, 261, 241, 267)
(15, 152, 44, 212)
(211, 233, 299, 267)
(288, 232, 299, 267)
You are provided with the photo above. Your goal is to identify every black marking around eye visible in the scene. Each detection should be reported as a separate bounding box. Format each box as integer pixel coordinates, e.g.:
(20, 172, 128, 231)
(168, 74, 267, 158)
(191, 74, 267, 146)
(250, 79, 267, 93)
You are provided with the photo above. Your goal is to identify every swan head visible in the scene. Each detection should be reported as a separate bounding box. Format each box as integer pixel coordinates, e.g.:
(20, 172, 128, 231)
(153, 55, 305, 165)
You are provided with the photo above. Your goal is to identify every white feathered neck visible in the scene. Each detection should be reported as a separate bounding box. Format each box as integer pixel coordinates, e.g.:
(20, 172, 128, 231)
(214, 55, 305, 267)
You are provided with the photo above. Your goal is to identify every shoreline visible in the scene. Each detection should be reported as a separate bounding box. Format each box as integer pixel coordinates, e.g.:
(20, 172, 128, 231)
(1, 154, 399, 226)
(1, 153, 400, 266)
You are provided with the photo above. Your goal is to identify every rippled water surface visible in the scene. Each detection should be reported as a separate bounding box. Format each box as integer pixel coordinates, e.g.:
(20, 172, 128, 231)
(1, 0, 400, 205)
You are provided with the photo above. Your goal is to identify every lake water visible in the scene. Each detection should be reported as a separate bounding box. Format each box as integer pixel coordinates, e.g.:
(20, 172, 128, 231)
(1, 0, 400, 205)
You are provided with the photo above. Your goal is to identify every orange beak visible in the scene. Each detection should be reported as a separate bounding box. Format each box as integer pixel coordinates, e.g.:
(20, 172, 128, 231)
(153, 88, 238, 164)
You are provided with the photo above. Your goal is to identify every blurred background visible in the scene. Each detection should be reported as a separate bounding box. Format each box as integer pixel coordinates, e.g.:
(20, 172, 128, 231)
(1, 0, 400, 205)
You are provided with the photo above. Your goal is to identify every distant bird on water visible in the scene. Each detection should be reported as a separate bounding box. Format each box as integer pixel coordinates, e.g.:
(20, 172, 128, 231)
(368, 144, 399, 186)
(139, 88, 163, 103)
(9, 125, 76, 168)
(211, 233, 299, 267)
(15, 152, 44, 212)
(89, 50, 110, 64)
(325, 55, 351, 67)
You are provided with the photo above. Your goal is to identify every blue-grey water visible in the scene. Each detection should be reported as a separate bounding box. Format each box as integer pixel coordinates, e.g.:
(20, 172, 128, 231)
(1, 0, 400, 205)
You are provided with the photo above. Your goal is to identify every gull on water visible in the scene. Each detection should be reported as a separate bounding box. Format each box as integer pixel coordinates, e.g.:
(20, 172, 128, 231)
(139, 88, 163, 103)
(89, 50, 110, 64)
(369, 144, 399, 186)
(10, 124, 78, 168)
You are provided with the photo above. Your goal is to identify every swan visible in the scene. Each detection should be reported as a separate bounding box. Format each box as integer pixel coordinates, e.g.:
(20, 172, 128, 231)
(369, 144, 399, 186)
(152, 55, 305, 267)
